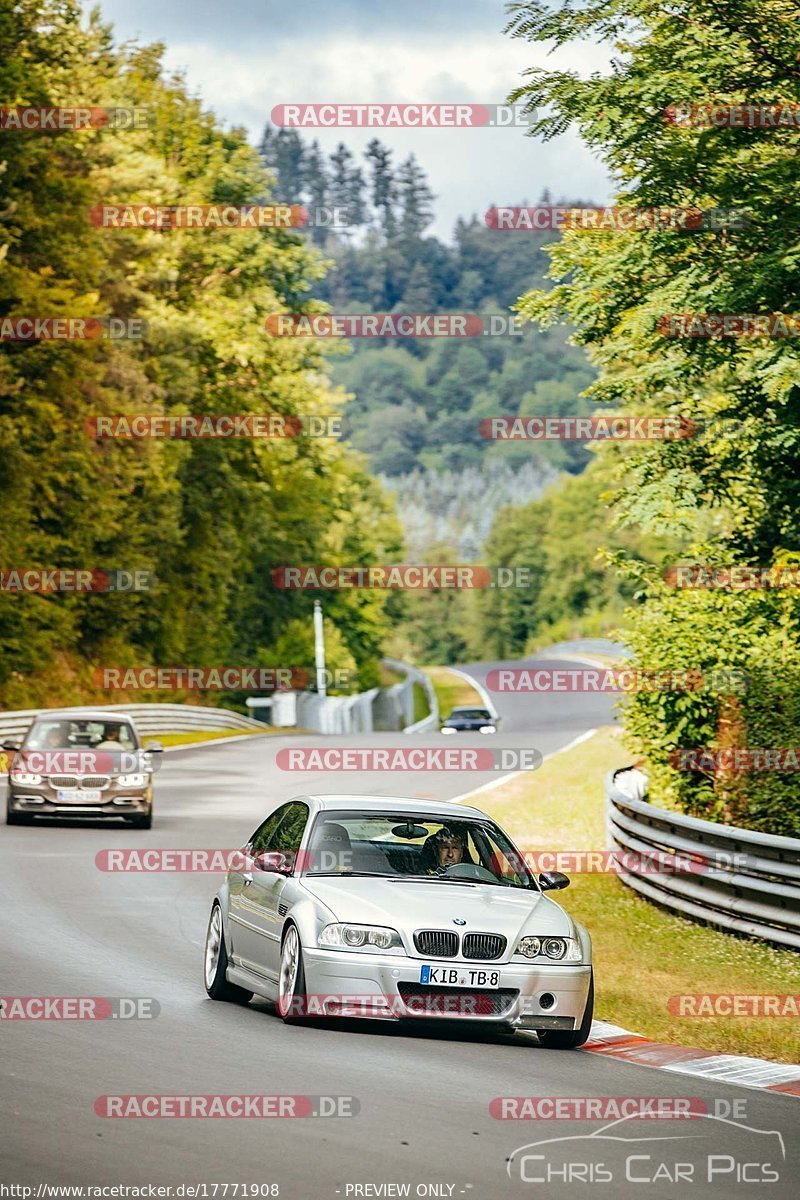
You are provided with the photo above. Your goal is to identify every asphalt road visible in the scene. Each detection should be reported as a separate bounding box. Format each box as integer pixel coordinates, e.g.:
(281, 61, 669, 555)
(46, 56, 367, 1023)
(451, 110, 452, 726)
(1, 656, 797, 1198)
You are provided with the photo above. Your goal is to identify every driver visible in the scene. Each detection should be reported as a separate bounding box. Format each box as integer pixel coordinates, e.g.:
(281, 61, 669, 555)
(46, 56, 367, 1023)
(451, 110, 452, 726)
(97, 725, 123, 750)
(426, 826, 466, 874)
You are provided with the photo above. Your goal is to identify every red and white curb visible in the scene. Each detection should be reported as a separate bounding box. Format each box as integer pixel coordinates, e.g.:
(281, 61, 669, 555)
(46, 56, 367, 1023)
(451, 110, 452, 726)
(585, 1021, 800, 1097)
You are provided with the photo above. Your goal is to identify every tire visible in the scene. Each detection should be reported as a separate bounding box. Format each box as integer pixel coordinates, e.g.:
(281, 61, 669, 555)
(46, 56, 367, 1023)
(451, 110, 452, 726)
(127, 808, 152, 830)
(6, 807, 31, 826)
(204, 903, 253, 1004)
(537, 971, 594, 1049)
(277, 924, 307, 1023)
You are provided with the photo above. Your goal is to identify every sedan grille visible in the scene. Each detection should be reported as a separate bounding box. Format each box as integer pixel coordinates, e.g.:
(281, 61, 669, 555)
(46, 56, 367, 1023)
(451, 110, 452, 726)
(397, 984, 518, 1017)
(462, 933, 506, 961)
(47, 775, 110, 790)
(414, 930, 458, 958)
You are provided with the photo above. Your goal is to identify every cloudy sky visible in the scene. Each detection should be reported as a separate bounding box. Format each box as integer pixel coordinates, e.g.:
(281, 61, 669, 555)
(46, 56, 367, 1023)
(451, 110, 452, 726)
(94, 0, 612, 239)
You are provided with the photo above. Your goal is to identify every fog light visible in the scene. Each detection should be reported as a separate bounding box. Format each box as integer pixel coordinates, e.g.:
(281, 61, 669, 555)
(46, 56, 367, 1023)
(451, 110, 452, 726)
(539, 992, 556, 1010)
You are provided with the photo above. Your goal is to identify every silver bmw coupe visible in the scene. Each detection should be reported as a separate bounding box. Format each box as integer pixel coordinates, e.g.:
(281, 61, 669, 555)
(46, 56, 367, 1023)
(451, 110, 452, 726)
(203, 794, 594, 1047)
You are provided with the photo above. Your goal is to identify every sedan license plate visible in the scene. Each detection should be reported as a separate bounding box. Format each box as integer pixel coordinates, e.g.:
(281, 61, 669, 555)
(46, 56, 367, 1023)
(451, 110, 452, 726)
(419, 965, 500, 988)
(57, 788, 102, 802)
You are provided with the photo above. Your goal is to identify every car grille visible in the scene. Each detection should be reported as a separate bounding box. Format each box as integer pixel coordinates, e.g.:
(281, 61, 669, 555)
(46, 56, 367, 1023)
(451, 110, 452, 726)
(414, 930, 459, 957)
(463, 933, 506, 960)
(47, 775, 110, 790)
(397, 984, 518, 1017)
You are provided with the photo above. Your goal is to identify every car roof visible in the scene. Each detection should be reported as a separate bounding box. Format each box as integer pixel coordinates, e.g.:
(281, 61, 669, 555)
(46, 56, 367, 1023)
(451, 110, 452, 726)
(307, 794, 488, 819)
(450, 706, 490, 713)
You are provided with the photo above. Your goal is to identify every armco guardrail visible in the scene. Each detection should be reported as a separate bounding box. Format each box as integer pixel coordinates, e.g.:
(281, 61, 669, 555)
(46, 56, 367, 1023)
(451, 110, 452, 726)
(382, 658, 439, 733)
(606, 768, 800, 950)
(0, 703, 263, 742)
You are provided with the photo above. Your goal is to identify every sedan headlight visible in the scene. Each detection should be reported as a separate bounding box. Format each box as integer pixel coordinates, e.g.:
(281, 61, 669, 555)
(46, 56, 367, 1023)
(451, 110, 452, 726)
(515, 936, 582, 962)
(10, 772, 42, 786)
(116, 773, 148, 788)
(517, 936, 541, 958)
(318, 923, 404, 952)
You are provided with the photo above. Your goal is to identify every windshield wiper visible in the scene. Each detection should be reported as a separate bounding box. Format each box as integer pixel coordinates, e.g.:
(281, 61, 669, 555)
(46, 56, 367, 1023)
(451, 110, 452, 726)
(391, 875, 525, 888)
(305, 871, 390, 878)
(391, 875, 478, 885)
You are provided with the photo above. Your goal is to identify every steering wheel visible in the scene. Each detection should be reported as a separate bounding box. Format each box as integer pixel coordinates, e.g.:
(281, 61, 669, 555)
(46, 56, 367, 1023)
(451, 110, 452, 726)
(439, 862, 498, 883)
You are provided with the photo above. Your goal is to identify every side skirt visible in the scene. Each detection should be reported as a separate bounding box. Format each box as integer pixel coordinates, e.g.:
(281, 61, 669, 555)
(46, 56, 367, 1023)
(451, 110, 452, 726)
(226, 964, 279, 1002)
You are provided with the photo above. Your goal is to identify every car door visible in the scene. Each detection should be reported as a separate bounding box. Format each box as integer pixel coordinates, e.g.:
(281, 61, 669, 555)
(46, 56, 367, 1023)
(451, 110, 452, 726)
(228, 805, 288, 976)
(230, 802, 310, 981)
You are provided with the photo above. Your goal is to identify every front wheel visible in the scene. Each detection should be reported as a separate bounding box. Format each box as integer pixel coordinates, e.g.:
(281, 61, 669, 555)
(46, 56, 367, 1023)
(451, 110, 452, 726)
(537, 971, 594, 1049)
(204, 903, 253, 1004)
(277, 925, 307, 1022)
(127, 808, 152, 830)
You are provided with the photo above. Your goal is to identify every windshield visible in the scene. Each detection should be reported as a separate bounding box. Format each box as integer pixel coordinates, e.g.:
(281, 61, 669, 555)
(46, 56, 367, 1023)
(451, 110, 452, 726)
(448, 709, 492, 720)
(304, 811, 535, 889)
(24, 719, 139, 751)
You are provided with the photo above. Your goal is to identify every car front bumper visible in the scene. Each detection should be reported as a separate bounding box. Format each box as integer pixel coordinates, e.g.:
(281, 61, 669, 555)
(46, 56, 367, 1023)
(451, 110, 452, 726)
(302, 947, 591, 1028)
(7, 782, 152, 818)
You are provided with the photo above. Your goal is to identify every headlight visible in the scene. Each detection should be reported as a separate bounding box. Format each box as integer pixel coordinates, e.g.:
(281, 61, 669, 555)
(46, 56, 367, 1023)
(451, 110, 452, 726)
(543, 937, 568, 959)
(318, 923, 404, 952)
(116, 773, 148, 787)
(515, 936, 582, 962)
(10, 772, 42, 786)
(517, 936, 541, 959)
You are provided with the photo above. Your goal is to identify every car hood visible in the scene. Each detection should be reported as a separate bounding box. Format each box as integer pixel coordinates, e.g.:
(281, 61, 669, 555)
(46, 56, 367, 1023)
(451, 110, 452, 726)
(300, 875, 572, 944)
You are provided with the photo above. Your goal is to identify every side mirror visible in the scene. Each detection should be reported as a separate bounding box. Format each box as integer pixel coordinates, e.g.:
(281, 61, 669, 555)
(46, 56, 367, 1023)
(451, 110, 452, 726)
(2, 741, 20, 752)
(539, 870, 570, 891)
(145, 741, 164, 753)
(254, 850, 293, 876)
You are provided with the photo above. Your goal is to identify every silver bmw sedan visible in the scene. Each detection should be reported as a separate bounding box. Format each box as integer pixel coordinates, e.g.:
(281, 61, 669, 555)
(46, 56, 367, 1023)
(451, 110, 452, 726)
(204, 794, 594, 1048)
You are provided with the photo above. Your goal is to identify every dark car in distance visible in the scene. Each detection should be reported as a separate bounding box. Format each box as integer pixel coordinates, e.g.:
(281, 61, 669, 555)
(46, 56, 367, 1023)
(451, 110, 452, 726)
(440, 706, 499, 734)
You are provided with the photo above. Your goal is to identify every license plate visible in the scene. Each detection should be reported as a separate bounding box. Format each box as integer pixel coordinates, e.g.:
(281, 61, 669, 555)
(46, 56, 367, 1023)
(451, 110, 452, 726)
(419, 965, 500, 988)
(57, 788, 102, 802)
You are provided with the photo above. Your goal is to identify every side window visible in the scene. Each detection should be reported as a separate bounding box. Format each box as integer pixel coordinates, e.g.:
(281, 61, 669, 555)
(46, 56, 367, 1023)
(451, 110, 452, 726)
(272, 802, 310, 857)
(248, 807, 290, 855)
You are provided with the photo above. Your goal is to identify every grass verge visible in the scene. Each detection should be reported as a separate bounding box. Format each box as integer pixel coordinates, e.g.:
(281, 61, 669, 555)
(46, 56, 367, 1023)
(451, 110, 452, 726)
(425, 665, 484, 719)
(412, 682, 430, 724)
(475, 725, 799, 1064)
(154, 728, 272, 748)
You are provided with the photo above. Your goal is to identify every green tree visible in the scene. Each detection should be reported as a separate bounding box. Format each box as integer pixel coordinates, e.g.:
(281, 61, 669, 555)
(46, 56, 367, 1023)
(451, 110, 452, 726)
(364, 138, 397, 237)
(0, 0, 402, 708)
(396, 153, 435, 238)
(506, 0, 800, 829)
